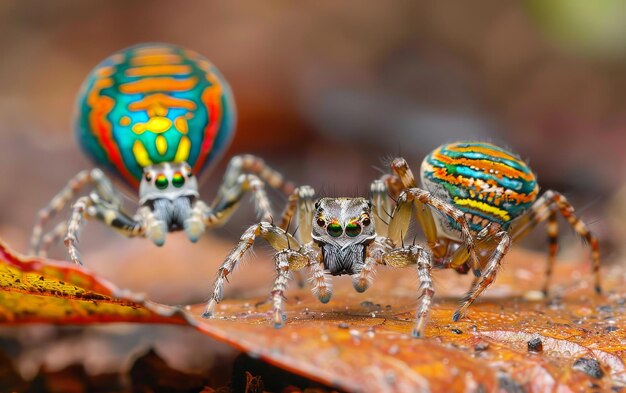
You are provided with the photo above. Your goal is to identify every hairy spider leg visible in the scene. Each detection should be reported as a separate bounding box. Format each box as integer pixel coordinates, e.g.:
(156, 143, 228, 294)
(381, 244, 434, 338)
(509, 190, 601, 294)
(390, 187, 481, 276)
(30, 168, 121, 255)
(212, 154, 295, 218)
(453, 190, 602, 321)
(65, 194, 144, 265)
(369, 179, 392, 238)
(387, 158, 481, 276)
(202, 222, 304, 317)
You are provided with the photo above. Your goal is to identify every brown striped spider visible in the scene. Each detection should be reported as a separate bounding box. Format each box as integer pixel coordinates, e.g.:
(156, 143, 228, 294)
(203, 182, 480, 338)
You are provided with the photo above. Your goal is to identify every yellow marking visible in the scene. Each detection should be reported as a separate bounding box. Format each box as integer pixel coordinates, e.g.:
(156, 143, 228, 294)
(174, 117, 188, 134)
(132, 116, 172, 134)
(120, 77, 198, 94)
(156, 135, 168, 155)
(130, 54, 183, 66)
(132, 140, 152, 167)
(174, 136, 191, 162)
(103, 210, 117, 225)
(126, 65, 192, 77)
(120, 116, 131, 126)
(454, 198, 511, 221)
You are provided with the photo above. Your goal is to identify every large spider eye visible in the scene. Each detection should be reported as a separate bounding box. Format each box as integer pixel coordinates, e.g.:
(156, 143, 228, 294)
(155, 174, 169, 190)
(172, 172, 185, 188)
(327, 223, 343, 237)
(362, 216, 371, 226)
(316, 217, 326, 227)
(345, 223, 362, 237)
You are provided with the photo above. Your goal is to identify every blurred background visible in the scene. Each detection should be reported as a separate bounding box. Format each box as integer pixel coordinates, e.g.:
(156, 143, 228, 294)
(1, 0, 625, 389)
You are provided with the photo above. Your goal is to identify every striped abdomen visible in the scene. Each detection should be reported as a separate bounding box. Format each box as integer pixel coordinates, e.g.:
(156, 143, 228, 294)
(421, 142, 539, 233)
(75, 43, 236, 189)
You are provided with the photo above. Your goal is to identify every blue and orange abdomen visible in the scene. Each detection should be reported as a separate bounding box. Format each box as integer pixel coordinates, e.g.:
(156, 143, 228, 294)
(75, 43, 236, 189)
(421, 142, 539, 232)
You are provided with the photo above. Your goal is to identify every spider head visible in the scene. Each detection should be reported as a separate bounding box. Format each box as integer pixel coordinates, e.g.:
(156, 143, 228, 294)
(311, 197, 376, 276)
(139, 162, 199, 231)
(312, 197, 376, 248)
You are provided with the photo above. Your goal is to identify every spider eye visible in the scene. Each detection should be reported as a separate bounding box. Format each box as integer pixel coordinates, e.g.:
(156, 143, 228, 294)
(345, 223, 362, 237)
(316, 217, 326, 227)
(172, 172, 185, 188)
(185, 165, 193, 178)
(362, 216, 371, 226)
(144, 173, 152, 182)
(155, 174, 169, 190)
(327, 223, 343, 237)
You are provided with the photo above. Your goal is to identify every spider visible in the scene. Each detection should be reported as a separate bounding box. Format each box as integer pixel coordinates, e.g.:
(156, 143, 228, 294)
(29, 43, 293, 264)
(380, 142, 602, 322)
(202, 182, 481, 338)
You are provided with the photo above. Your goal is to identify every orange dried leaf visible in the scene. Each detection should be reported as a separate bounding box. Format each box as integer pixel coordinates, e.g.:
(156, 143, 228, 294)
(0, 240, 185, 325)
(2, 235, 625, 392)
(186, 249, 626, 392)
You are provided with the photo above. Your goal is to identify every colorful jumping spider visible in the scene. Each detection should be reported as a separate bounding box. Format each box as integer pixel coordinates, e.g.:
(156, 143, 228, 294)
(380, 142, 602, 321)
(203, 184, 481, 338)
(29, 43, 292, 263)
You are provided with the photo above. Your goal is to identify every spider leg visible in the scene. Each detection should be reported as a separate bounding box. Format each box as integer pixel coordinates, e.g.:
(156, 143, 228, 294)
(223, 154, 295, 195)
(382, 243, 433, 338)
(271, 249, 310, 328)
(389, 158, 451, 261)
(211, 173, 274, 223)
(65, 193, 143, 265)
(38, 221, 68, 258)
(544, 207, 559, 295)
(305, 245, 333, 303)
(369, 179, 391, 238)
(30, 168, 121, 255)
(202, 222, 301, 318)
(509, 190, 601, 294)
(278, 186, 315, 242)
(352, 237, 388, 293)
(276, 186, 316, 288)
(453, 230, 512, 321)
(392, 187, 481, 277)
(212, 154, 295, 218)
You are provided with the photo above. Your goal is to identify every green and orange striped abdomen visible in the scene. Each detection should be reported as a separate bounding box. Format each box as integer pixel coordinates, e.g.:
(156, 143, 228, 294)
(75, 43, 235, 189)
(420, 142, 539, 233)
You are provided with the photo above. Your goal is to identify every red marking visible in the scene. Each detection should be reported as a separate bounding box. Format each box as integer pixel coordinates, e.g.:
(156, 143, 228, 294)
(193, 83, 223, 173)
(89, 96, 139, 188)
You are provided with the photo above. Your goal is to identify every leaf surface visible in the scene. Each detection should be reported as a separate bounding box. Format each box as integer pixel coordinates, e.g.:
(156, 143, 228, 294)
(0, 240, 185, 325)
(1, 237, 625, 392)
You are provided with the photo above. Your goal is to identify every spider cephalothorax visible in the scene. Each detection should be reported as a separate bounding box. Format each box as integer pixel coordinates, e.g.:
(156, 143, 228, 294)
(203, 182, 481, 338)
(312, 198, 376, 276)
(29, 43, 293, 264)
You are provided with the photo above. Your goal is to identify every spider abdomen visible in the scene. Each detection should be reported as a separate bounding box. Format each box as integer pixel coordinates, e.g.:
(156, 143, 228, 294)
(420, 142, 539, 233)
(75, 43, 236, 189)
